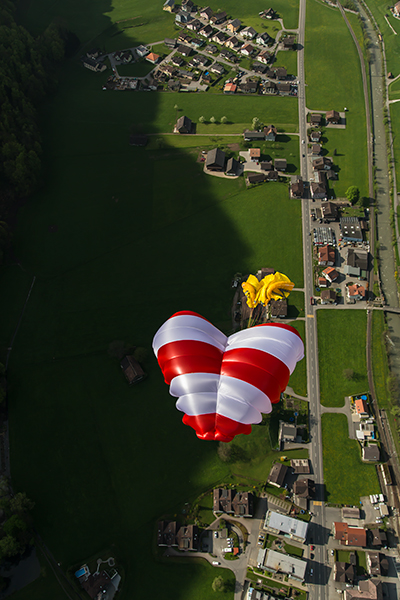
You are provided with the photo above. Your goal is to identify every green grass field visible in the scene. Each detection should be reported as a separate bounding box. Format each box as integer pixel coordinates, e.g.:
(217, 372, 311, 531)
(372, 311, 390, 410)
(274, 49, 298, 78)
(363, 0, 400, 77)
(322, 413, 380, 504)
(0, 4, 306, 599)
(304, 0, 368, 197)
(389, 100, 400, 183)
(317, 310, 368, 407)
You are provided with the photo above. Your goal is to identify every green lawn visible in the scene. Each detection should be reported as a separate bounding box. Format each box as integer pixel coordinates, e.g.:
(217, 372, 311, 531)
(287, 320, 307, 398)
(304, 0, 368, 197)
(363, 0, 400, 77)
(389, 100, 400, 183)
(274, 49, 298, 78)
(317, 310, 368, 407)
(322, 414, 380, 504)
(117, 61, 155, 77)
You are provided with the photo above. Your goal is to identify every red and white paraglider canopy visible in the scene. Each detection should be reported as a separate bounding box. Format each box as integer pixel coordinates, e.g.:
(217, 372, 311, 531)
(153, 311, 304, 442)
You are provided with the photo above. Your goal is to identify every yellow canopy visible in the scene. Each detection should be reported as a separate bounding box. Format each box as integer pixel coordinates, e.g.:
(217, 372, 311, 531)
(241, 272, 294, 308)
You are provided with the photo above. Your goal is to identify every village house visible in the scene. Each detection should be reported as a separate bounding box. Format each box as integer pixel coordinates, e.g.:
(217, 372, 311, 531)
(270, 298, 287, 318)
(320, 289, 337, 304)
(257, 49, 272, 64)
(83, 57, 107, 72)
(355, 397, 369, 418)
(206, 148, 225, 171)
(212, 31, 227, 45)
(313, 156, 333, 171)
(263, 80, 277, 94)
(226, 157, 240, 176)
(347, 283, 366, 302)
(267, 463, 287, 487)
(250, 148, 261, 162)
(274, 158, 287, 171)
(211, 62, 224, 75)
(264, 511, 309, 543)
(291, 179, 304, 198)
(260, 161, 273, 171)
(334, 562, 356, 585)
(241, 26, 257, 39)
(225, 36, 242, 50)
(163, 0, 175, 11)
(344, 579, 383, 600)
(191, 38, 204, 49)
(239, 80, 258, 94)
(326, 109, 340, 123)
(157, 521, 199, 551)
(253, 62, 267, 74)
(311, 143, 321, 156)
(210, 11, 227, 25)
(334, 522, 367, 547)
(244, 130, 265, 141)
(200, 6, 213, 19)
(240, 43, 255, 56)
(310, 130, 322, 142)
(264, 125, 277, 140)
(224, 82, 237, 94)
(266, 170, 279, 181)
(146, 52, 160, 64)
(293, 478, 316, 499)
(136, 45, 150, 58)
(283, 36, 296, 49)
(256, 32, 271, 46)
(259, 550, 307, 582)
(291, 459, 310, 473)
(171, 55, 184, 67)
(247, 173, 266, 185)
(120, 355, 145, 384)
(362, 444, 380, 462)
(321, 201, 339, 221)
(311, 182, 327, 200)
(175, 11, 193, 25)
(347, 248, 369, 273)
(318, 245, 335, 266)
(200, 24, 213, 38)
(261, 8, 275, 19)
(164, 37, 177, 49)
(220, 49, 236, 62)
(174, 115, 193, 134)
(275, 67, 287, 79)
(227, 19, 241, 33)
(187, 19, 201, 31)
(322, 266, 339, 283)
(181, 0, 196, 12)
(310, 113, 323, 126)
(366, 552, 388, 577)
(177, 44, 192, 56)
(277, 82, 291, 95)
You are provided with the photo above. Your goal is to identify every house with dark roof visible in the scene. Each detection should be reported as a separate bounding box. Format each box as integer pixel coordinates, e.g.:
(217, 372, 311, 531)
(163, 0, 175, 12)
(257, 49, 272, 64)
(370, 528, 387, 548)
(321, 201, 339, 221)
(247, 173, 266, 185)
(176, 524, 199, 551)
(241, 26, 257, 39)
(256, 32, 271, 46)
(227, 19, 241, 33)
(321, 289, 337, 304)
(225, 36, 242, 50)
(200, 24, 214, 38)
(344, 579, 383, 600)
(291, 179, 304, 198)
(311, 182, 327, 200)
(274, 158, 287, 171)
(83, 57, 107, 72)
(232, 491, 253, 517)
(310, 113, 323, 126)
(206, 148, 225, 171)
(261, 8, 275, 19)
(120, 355, 145, 384)
(260, 161, 273, 171)
(266, 170, 279, 181)
(267, 463, 288, 487)
(275, 67, 287, 80)
(347, 248, 369, 272)
(239, 80, 258, 93)
(362, 444, 380, 462)
(283, 36, 295, 49)
(164, 37, 177, 48)
(334, 562, 356, 584)
(264, 80, 277, 94)
(187, 19, 201, 31)
(175, 11, 193, 24)
(270, 299, 287, 318)
(293, 479, 315, 499)
(212, 31, 227, 44)
(253, 62, 267, 74)
(326, 110, 340, 123)
(366, 552, 389, 577)
(240, 43, 255, 56)
(210, 11, 227, 25)
(313, 156, 333, 171)
(220, 49, 236, 62)
(213, 488, 233, 513)
(175, 115, 193, 134)
(211, 62, 225, 75)
(277, 82, 291, 94)
(157, 520, 178, 546)
(310, 130, 322, 142)
(226, 157, 239, 176)
(244, 130, 265, 141)
(200, 6, 213, 20)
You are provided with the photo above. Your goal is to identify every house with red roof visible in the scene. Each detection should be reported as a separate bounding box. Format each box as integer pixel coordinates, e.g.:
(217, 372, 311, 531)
(322, 267, 339, 283)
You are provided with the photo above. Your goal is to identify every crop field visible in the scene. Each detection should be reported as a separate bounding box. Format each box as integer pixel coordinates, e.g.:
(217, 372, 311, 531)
(304, 0, 368, 197)
(317, 310, 368, 407)
(322, 413, 380, 504)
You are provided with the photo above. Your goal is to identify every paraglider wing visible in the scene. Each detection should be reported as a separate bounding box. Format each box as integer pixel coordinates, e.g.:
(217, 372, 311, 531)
(153, 312, 304, 442)
(242, 271, 295, 308)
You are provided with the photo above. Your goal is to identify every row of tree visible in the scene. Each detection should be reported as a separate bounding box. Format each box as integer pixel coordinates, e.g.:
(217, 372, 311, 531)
(0, 0, 79, 260)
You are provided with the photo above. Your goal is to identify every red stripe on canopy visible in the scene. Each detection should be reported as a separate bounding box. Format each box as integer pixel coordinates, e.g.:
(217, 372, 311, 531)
(157, 340, 223, 384)
(182, 413, 252, 442)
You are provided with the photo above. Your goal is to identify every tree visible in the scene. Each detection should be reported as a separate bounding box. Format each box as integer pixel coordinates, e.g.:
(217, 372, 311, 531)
(343, 368, 354, 380)
(212, 576, 225, 592)
(345, 185, 360, 205)
(252, 116, 262, 130)
(198, 115, 205, 123)
(9, 493, 35, 515)
(210, 116, 216, 123)
(0, 535, 19, 559)
(220, 116, 228, 124)
(360, 196, 369, 208)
